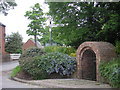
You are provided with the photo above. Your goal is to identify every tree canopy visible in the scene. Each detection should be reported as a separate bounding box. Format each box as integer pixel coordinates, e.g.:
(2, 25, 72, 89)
(0, 0, 17, 15)
(39, 26, 64, 46)
(24, 3, 46, 47)
(47, 2, 120, 48)
(5, 32, 23, 54)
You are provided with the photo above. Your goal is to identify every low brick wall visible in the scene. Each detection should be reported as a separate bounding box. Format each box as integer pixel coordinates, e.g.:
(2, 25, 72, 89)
(2, 54, 10, 62)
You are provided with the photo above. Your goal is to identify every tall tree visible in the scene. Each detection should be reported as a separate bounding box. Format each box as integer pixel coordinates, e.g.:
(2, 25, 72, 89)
(39, 26, 64, 46)
(0, 0, 17, 15)
(47, 2, 120, 48)
(24, 3, 46, 47)
(5, 32, 23, 53)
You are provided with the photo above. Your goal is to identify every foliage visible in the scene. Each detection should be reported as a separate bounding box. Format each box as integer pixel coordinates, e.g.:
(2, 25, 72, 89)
(19, 47, 46, 79)
(11, 65, 21, 78)
(0, 0, 17, 15)
(44, 46, 76, 55)
(19, 47, 45, 59)
(47, 2, 120, 48)
(38, 52, 77, 77)
(20, 58, 48, 80)
(99, 57, 120, 88)
(15, 49, 22, 54)
(5, 32, 23, 53)
(24, 3, 46, 47)
(69, 53, 76, 57)
(115, 40, 120, 54)
(39, 26, 65, 45)
(19, 48, 77, 79)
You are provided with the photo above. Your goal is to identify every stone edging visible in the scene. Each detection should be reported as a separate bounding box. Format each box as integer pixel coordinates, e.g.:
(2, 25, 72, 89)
(12, 77, 69, 88)
(12, 77, 111, 88)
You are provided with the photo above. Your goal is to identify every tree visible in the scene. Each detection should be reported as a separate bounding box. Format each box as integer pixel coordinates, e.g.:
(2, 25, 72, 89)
(38, 26, 64, 46)
(5, 32, 23, 53)
(24, 3, 46, 47)
(0, 0, 17, 15)
(47, 2, 120, 48)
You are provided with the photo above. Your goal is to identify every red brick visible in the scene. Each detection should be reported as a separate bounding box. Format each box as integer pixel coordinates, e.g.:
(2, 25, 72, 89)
(23, 39, 35, 51)
(76, 41, 117, 82)
(0, 23, 7, 55)
(0, 23, 10, 62)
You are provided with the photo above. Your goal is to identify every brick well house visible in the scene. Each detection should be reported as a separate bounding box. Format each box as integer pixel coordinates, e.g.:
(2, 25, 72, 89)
(76, 42, 117, 82)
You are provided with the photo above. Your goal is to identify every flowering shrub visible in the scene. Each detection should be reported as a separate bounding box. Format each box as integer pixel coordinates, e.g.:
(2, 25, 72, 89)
(19, 51, 77, 79)
(37, 52, 77, 76)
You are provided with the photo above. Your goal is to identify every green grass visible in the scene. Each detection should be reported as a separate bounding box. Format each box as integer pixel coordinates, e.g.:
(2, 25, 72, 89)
(11, 65, 21, 78)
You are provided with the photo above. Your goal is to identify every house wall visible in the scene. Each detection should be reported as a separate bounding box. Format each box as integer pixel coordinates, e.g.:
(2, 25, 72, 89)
(23, 39, 35, 51)
(0, 23, 10, 62)
(0, 24, 6, 55)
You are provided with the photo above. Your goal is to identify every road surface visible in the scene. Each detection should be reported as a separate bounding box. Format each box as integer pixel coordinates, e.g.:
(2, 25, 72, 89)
(0, 60, 44, 89)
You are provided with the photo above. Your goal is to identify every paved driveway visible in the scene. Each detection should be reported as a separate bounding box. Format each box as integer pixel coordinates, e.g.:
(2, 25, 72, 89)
(0, 60, 44, 89)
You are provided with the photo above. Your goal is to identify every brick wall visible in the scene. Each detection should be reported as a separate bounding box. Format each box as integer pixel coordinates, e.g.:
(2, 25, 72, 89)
(0, 24, 6, 55)
(23, 39, 35, 51)
(76, 42, 117, 82)
(0, 23, 10, 62)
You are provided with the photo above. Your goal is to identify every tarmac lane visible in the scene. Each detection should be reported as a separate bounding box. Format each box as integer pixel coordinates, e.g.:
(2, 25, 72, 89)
(1, 60, 45, 89)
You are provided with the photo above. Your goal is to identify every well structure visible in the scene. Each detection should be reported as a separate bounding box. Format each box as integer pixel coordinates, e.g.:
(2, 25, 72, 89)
(76, 42, 117, 82)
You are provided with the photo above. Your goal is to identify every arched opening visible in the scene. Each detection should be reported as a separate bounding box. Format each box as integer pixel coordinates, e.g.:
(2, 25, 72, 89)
(81, 49, 96, 81)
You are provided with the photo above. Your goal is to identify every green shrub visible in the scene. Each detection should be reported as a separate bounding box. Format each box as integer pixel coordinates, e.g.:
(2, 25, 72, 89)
(44, 46, 76, 55)
(115, 40, 120, 54)
(20, 47, 45, 59)
(19, 47, 47, 79)
(70, 53, 76, 57)
(99, 57, 120, 88)
(20, 58, 48, 80)
(36, 52, 77, 77)
(11, 65, 21, 78)
(15, 49, 22, 54)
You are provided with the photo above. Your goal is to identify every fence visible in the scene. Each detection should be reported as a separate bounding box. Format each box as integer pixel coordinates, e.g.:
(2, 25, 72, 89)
(10, 54, 21, 60)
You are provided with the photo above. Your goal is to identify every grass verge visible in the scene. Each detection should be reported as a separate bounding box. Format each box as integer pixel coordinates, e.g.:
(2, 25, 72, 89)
(11, 65, 21, 78)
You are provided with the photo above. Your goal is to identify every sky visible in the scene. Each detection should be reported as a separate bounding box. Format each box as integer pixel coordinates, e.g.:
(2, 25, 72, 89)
(0, 0, 49, 42)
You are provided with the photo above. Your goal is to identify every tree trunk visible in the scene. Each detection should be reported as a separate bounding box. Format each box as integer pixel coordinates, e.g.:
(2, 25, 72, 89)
(34, 35, 37, 47)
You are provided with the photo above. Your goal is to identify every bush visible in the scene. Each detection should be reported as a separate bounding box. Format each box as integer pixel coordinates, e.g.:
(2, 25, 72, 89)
(70, 53, 76, 57)
(15, 49, 22, 54)
(99, 57, 120, 88)
(37, 52, 77, 77)
(44, 46, 76, 55)
(11, 65, 21, 78)
(19, 50, 77, 79)
(20, 58, 48, 80)
(19, 47, 47, 79)
(20, 47, 45, 59)
(115, 40, 120, 54)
